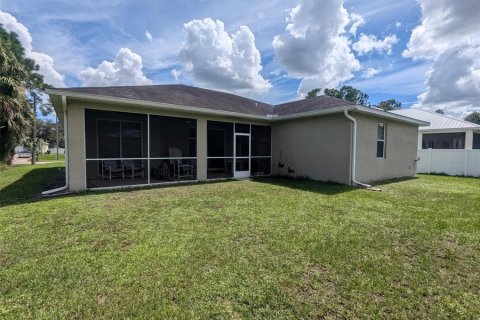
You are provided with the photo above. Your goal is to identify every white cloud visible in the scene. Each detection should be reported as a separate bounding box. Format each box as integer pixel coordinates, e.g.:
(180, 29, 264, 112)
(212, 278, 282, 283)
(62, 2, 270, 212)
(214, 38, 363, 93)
(352, 33, 398, 56)
(403, 0, 480, 60)
(0, 10, 65, 87)
(348, 13, 365, 36)
(404, 0, 480, 117)
(362, 67, 381, 78)
(79, 48, 152, 86)
(179, 18, 271, 93)
(413, 45, 480, 118)
(170, 68, 182, 81)
(145, 31, 153, 42)
(395, 22, 402, 28)
(272, 0, 361, 97)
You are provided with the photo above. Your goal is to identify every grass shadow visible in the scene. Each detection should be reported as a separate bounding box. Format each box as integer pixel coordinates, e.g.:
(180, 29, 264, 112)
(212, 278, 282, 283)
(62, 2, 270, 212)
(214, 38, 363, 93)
(253, 176, 354, 195)
(0, 166, 65, 207)
(2, 169, 359, 208)
(0, 174, 239, 208)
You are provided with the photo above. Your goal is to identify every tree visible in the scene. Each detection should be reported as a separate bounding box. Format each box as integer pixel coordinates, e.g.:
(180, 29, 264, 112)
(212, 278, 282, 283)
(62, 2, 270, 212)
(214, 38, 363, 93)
(0, 25, 50, 164)
(377, 99, 402, 111)
(306, 88, 322, 99)
(0, 26, 32, 164)
(464, 112, 480, 125)
(324, 86, 369, 106)
(435, 109, 444, 114)
(35, 118, 64, 148)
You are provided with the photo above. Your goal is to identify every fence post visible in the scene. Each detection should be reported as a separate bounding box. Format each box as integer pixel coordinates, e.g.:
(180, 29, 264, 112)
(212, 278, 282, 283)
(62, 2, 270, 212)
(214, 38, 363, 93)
(464, 150, 469, 177)
(427, 148, 432, 174)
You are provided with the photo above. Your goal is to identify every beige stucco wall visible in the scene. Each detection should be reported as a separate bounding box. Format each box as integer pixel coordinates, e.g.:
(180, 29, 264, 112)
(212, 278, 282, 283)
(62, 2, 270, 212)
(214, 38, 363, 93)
(65, 99, 269, 191)
(354, 112, 418, 183)
(66, 104, 86, 191)
(271, 114, 352, 185)
(64, 98, 420, 190)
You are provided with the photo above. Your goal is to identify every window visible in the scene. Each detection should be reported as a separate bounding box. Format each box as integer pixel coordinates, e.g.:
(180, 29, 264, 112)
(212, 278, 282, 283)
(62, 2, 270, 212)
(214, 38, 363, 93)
(474, 133, 480, 149)
(376, 123, 386, 158)
(422, 132, 466, 149)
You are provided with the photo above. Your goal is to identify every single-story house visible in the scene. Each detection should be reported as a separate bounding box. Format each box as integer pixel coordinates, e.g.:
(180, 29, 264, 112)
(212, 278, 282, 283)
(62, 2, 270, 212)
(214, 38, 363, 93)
(391, 108, 480, 150)
(15, 139, 49, 155)
(46, 84, 427, 192)
(391, 108, 480, 177)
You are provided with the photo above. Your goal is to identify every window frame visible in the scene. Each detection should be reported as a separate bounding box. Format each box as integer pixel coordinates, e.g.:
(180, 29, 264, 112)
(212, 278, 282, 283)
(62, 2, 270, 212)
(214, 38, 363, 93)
(376, 123, 386, 159)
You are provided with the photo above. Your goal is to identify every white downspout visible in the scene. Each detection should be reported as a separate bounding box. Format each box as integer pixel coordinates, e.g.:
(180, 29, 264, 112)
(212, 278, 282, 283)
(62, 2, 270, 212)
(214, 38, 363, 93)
(344, 109, 371, 188)
(42, 96, 69, 195)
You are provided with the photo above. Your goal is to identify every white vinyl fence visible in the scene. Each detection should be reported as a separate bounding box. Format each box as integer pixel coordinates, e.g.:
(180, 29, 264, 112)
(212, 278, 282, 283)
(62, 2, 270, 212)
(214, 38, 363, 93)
(417, 149, 480, 177)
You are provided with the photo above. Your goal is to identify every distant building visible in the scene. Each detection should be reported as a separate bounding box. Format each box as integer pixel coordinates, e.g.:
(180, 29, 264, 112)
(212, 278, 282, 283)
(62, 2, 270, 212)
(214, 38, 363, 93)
(15, 140, 50, 154)
(391, 108, 480, 150)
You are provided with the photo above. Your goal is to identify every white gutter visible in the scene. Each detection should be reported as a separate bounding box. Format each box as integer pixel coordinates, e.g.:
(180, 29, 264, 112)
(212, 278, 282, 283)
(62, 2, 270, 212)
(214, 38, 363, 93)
(354, 105, 429, 126)
(42, 95, 69, 195)
(344, 110, 371, 188)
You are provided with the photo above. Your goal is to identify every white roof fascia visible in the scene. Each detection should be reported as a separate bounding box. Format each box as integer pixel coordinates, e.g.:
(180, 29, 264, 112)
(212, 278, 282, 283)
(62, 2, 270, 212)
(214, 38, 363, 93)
(353, 105, 430, 126)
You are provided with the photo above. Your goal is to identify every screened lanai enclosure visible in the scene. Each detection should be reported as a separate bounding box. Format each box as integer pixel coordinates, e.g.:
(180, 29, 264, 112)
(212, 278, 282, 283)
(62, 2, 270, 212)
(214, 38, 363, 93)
(84, 109, 271, 189)
(206, 121, 272, 179)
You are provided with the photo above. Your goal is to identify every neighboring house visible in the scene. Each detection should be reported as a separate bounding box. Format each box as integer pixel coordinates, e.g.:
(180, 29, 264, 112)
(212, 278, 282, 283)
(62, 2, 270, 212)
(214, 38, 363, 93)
(391, 108, 480, 177)
(391, 108, 480, 150)
(15, 140, 49, 155)
(46, 85, 427, 192)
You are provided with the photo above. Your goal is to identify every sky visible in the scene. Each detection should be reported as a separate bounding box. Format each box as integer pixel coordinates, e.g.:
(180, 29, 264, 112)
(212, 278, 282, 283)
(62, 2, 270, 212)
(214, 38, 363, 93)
(1, 0, 479, 120)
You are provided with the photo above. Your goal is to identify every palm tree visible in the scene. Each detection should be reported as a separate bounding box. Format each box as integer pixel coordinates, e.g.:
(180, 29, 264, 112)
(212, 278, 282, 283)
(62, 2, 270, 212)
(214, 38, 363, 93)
(0, 29, 32, 164)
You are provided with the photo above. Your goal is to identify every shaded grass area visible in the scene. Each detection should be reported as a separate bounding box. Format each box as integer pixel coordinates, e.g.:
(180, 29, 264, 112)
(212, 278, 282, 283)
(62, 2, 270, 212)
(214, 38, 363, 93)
(0, 163, 64, 205)
(0, 166, 479, 318)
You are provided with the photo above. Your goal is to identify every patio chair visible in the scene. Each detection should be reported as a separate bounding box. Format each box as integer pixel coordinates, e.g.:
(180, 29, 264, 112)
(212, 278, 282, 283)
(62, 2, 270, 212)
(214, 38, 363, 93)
(102, 160, 125, 180)
(168, 147, 194, 180)
(123, 159, 145, 179)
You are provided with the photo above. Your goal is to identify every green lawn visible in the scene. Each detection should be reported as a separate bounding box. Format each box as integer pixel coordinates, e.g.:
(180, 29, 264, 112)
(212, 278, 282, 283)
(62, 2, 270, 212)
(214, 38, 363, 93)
(1, 164, 479, 319)
(37, 153, 65, 161)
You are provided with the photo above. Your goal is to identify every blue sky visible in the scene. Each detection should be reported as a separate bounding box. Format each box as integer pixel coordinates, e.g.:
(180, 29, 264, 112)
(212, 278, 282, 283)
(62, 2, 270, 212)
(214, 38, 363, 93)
(1, 0, 479, 119)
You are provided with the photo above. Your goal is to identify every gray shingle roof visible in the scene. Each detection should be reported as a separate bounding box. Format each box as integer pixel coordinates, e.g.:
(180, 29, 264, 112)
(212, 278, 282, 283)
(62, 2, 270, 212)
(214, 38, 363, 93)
(55, 84, 356, 116)
(275, 95, 356, 115)
(59, 84, 274, 116)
